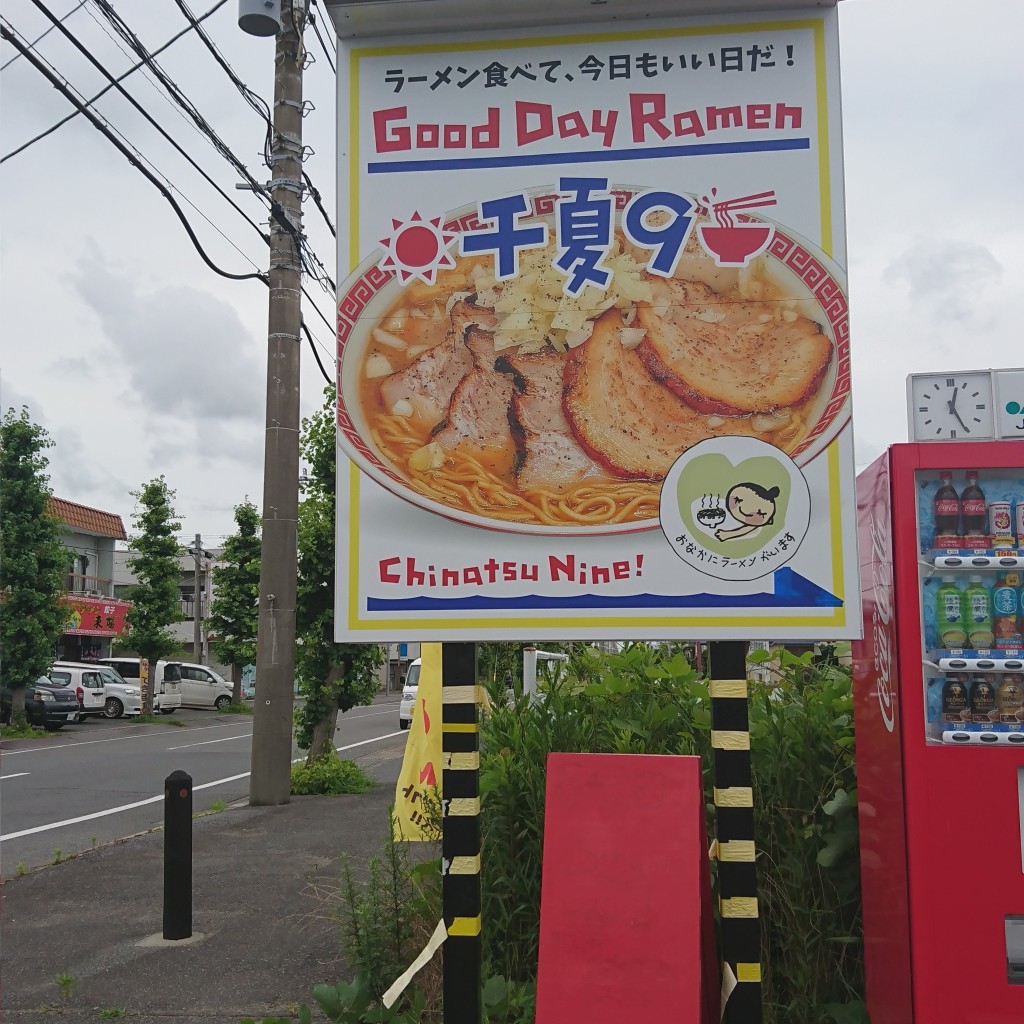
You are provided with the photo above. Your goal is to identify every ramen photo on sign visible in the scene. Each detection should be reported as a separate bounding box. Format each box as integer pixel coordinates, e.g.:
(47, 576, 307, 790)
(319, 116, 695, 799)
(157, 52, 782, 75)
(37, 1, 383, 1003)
(336, 183, 850, 536)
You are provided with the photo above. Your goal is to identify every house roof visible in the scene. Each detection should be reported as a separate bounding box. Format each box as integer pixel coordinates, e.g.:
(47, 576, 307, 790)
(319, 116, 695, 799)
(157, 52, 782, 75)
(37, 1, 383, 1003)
(49, 497, 128, 541)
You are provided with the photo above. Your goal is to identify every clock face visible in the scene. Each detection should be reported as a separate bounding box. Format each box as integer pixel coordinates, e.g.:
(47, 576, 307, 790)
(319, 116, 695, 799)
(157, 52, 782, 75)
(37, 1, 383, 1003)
(909, 373, 995, 441)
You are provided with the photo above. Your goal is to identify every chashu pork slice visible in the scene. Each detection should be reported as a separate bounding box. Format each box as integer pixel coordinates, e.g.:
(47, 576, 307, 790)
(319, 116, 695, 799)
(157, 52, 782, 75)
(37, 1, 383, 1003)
(564, 311, 766, 481)
(636, 279, 832, 415)
(499, 352, 598, 492)
(379, 302, 496, 424)
(431, 326, 516, 460)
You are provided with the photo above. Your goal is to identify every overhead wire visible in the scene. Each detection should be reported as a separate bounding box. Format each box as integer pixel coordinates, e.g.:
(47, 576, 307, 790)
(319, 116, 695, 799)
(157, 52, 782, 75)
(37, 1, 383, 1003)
(1, 0, 229, 163)
(89, 0, 336, 299)
(5, 4, 335, 380)
(0, 0, 86, 71)
(23, 0, 271, 254)
(308, 0, 336, 75)
(173, 0, 338, 243)
(0, 19, 267, 285)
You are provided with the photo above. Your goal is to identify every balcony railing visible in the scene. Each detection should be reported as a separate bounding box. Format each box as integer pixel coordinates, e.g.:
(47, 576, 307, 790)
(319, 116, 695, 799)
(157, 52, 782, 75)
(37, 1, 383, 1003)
(64, 574, 115, 598)
(180, 596, 210, 621)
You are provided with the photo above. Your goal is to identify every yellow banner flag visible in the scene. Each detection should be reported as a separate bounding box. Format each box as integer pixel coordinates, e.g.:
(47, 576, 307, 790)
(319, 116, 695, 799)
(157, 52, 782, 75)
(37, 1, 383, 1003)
(393, 643, 443, 840)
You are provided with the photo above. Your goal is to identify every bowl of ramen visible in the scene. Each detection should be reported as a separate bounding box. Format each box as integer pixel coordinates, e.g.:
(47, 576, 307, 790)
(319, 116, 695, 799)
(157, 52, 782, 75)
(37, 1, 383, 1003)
(336, 187, 851, 535)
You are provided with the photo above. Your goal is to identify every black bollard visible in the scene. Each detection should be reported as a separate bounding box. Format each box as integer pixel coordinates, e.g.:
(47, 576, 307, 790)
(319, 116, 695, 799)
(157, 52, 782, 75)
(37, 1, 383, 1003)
(163, 769, 192, 940)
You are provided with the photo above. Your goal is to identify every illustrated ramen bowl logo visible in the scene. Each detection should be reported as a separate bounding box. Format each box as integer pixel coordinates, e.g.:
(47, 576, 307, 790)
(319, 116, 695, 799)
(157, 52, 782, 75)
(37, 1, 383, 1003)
(336, 185, 850, 536)
(659, 437, 810, 581)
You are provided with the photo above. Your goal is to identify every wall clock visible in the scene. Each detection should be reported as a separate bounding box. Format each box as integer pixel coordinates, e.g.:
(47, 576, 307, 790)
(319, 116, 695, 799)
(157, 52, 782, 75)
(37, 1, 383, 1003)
(907, 371, 995, 442)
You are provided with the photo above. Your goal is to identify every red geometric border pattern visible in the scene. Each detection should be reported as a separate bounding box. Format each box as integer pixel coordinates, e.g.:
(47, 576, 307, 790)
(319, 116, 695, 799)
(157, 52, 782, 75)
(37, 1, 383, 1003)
(336, 196, 851, 472)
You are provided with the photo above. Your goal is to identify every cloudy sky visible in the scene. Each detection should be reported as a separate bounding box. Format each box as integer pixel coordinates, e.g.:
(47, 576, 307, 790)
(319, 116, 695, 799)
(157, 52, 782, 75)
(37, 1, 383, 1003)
(1, 0, 1022, 545)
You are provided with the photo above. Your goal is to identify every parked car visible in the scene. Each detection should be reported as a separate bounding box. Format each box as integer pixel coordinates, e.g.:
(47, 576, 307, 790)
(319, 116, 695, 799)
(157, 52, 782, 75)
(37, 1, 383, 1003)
(177, 663, 234, 709)
(49, 662, 142, 719)
(98, 658, 183, 714)
(2, 676, 87, 730)
(399, 658, 422, 730)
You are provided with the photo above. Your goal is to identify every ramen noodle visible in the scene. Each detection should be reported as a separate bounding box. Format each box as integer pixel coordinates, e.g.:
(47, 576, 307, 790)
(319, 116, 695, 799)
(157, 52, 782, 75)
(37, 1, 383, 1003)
(355, 231, 828, 529)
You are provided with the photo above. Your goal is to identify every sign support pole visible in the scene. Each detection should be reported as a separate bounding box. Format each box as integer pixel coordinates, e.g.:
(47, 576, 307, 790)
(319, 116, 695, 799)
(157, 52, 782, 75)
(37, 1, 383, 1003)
(709, 640, 763, 1022)
(441, 641, 481, 1024)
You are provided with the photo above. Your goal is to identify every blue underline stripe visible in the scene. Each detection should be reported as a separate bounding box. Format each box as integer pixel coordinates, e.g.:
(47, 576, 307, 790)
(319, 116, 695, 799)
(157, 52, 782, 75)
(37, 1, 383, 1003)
(367, 137, 811, 174)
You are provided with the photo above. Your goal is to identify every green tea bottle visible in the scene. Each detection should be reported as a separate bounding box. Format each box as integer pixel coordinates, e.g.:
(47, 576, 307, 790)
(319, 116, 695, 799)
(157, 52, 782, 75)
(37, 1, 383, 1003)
(936, 576, 967, 648)
(966, 574, 994, 649)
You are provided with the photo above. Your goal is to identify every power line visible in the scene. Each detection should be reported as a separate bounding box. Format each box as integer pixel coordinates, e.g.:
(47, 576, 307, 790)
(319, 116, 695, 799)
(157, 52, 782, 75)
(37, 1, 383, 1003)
(22, 0, 271, 255)
(0, 0, 86, 71)
(308, 0, 336, 75)
(1, 0, 228, 164)
(172, 0, 337, 242)
(86, 0, 335, 295)
(0, 19, 268, 285)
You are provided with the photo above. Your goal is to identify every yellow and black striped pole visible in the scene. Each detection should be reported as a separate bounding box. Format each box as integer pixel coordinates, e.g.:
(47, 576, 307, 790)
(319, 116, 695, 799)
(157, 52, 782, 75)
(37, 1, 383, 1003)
(441, 642, 481, 1024)
(709, 640, 762, 1022)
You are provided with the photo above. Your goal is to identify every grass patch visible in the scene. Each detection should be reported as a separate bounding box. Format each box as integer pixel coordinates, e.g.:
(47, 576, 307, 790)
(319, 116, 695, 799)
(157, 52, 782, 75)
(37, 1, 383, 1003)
(290, 752, 374, 796)
(195, 799, 229, 820)
(217, 701, 253, 715)
(132, 714, 186, 726)
(98, 1010, 126, 1020)
(1, 722, 50, 739)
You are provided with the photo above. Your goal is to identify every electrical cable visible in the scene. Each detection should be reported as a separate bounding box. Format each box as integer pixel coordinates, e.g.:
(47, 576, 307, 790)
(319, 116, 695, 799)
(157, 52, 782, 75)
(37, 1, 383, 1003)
(0, 20, 268, 285)
(22, 0, 271, 255)
(1, 0, 228, 164)
(88, 0, 268, 197)
(171, 0, 274, 165)
(308, 0, 336, 75)
(0, 0, 86, 71)
(301, 320, 333, 382)
(173, 0, 337, 247)
(303, 170, 336, 238)
(86, 0, 336, 296)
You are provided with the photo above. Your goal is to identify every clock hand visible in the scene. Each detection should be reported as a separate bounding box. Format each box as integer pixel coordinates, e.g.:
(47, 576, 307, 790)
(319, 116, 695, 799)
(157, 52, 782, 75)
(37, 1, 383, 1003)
(952, 407, 969, 431)
(948, 387, 959, 412)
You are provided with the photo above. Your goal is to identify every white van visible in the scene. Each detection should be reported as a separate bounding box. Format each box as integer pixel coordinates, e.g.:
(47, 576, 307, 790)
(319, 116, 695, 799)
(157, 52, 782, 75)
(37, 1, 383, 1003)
(399, 658, 421, 729)
(177, 663, 234, 709)
(50, 662, 142, 719)
(99, 658, 183, 714)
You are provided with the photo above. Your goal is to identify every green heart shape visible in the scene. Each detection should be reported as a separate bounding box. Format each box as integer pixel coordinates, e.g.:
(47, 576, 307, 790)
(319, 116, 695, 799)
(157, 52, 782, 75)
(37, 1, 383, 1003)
(677, 453, 791, 558)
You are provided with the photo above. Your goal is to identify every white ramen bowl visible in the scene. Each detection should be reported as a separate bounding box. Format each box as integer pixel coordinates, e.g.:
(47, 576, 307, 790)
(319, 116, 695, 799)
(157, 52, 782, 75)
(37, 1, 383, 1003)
(336, 189, 851, 536)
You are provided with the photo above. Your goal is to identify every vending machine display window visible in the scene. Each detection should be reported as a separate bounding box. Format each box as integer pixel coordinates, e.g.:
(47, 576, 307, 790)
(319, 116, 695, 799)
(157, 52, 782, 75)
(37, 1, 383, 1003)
(916, 468, 1024, 746)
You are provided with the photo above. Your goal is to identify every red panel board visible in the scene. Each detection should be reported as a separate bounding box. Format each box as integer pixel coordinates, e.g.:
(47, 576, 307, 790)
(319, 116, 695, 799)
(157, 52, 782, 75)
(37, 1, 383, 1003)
(535, 753, 714, 1024)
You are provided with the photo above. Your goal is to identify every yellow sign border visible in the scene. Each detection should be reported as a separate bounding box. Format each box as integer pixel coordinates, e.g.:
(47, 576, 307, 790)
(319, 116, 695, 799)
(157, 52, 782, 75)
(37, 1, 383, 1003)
(342, 15, 847, 634)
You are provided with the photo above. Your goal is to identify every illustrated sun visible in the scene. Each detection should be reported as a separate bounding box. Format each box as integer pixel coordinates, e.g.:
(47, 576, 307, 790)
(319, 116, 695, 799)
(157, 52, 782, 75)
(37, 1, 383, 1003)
(377, 212, 457, 285)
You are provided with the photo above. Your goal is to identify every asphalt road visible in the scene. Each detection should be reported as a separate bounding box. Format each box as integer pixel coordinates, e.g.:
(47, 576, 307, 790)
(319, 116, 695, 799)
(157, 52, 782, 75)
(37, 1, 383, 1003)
(0, 698, 407, 870)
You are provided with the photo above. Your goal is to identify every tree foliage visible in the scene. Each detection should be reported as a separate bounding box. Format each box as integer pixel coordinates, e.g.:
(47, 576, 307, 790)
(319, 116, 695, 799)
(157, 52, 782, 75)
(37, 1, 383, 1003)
(208, 499, 261, 701)
(295, 386, 384, 760)
(0, 409, 70, 726)
(120, 477, 182, 714)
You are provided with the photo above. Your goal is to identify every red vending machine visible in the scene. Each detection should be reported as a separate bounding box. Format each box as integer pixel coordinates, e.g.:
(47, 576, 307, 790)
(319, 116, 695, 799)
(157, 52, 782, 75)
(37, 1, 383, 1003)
(854, 440, 1024, 1023)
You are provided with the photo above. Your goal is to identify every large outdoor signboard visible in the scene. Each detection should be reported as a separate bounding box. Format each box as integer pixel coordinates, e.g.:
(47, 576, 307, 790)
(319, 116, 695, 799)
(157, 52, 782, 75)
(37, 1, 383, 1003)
(335, 6, 858, 641)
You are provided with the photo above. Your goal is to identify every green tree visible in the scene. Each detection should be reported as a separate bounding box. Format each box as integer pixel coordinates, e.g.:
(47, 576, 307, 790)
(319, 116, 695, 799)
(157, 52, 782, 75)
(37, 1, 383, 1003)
(0, 409, 70, 727)
(295, 386, 384, 762)
(119, 477, 182, 715)
(208, 499, 260, 702)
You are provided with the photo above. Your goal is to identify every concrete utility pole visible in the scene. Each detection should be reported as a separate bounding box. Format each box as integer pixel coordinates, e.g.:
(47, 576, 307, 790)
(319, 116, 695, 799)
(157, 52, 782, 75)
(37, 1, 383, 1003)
(250, 0, 305, 805)
(192, 533, 203, 664)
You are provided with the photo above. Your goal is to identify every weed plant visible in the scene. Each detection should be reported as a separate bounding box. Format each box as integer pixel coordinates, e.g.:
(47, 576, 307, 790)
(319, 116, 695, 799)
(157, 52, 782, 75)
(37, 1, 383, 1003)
(478, 643, 864, 1024)
(217, 701, 254, 715)
(290, 752, 374, 795)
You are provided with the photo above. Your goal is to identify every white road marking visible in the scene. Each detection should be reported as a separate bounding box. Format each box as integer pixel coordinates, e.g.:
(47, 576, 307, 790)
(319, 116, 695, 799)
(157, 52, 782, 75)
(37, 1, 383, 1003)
(1, 721, 242, 756)
(2, 704, 401, 757)
(0, 731, 407, 842)
(1, 773, 30, 781)
(167, 733, 252, 751)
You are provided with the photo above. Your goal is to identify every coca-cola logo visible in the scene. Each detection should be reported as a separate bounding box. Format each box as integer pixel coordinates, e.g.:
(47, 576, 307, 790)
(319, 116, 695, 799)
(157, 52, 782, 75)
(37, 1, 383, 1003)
(869, 503, 896, 733)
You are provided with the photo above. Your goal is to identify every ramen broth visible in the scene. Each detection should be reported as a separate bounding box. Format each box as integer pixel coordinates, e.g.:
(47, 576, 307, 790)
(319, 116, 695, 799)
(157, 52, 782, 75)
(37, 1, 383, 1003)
(356, 255, 823, 528)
